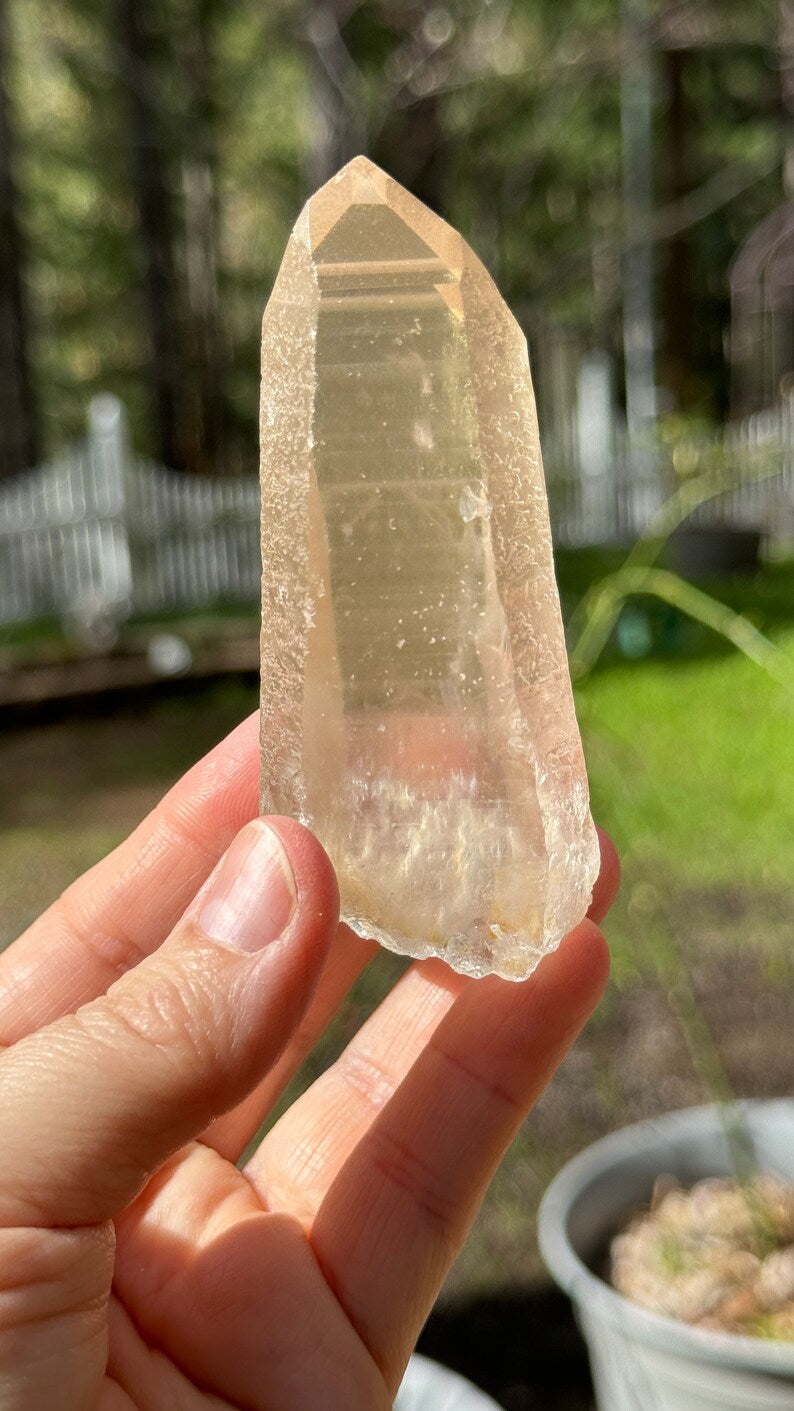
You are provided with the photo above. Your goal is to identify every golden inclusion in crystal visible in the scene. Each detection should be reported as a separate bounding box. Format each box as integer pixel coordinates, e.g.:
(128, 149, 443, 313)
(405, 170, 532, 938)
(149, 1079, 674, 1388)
(259, 156, 599, 980)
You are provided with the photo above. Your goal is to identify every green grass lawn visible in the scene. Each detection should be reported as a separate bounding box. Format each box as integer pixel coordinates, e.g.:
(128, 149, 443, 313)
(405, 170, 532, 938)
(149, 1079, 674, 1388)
(580, 630, 794, 975)
(584, 643, 794, 885)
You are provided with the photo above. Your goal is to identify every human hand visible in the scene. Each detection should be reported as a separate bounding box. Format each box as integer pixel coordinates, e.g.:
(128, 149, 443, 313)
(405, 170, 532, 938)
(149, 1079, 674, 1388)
(0, 712, 617, 1410)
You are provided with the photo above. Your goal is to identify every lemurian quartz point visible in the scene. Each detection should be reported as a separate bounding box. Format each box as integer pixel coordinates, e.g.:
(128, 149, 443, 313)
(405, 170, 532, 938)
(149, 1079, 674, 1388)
(259, 155, 599, 981)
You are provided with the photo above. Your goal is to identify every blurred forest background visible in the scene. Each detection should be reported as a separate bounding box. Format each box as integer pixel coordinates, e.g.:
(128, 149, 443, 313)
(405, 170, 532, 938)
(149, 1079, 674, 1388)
(2, 0, 793, 480)
(3, 5, 794, 1406)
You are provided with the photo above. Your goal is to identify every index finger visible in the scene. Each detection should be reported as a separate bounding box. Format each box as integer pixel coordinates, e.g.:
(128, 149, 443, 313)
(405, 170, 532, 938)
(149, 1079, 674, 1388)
(589, 826, 620, 923)
(0, 712, 261, 1043)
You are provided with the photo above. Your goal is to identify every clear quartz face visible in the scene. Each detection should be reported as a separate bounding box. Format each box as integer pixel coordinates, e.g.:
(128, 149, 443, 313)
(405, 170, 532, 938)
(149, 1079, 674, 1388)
(259, 156, 599, 980)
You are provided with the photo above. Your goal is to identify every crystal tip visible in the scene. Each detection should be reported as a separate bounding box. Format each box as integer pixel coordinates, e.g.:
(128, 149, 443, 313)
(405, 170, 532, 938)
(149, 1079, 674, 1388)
(332, 154, 384, 183)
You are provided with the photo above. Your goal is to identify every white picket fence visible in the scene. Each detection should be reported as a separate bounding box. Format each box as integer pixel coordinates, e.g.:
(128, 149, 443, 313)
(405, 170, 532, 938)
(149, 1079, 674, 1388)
(0, 397, 260, 630)
(1, 393, 794, 631)
(547, 393, 794, 549)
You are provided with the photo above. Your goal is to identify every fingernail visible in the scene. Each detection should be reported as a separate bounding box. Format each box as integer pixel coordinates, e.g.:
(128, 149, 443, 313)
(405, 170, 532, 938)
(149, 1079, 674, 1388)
(199, 821, 297, 952)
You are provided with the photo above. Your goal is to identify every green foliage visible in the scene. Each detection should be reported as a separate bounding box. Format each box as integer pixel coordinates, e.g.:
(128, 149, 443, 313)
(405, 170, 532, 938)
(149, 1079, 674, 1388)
(567, 423, 794, 683)
(655, 1232, 695, 1278)
(2, 0, 790, 462)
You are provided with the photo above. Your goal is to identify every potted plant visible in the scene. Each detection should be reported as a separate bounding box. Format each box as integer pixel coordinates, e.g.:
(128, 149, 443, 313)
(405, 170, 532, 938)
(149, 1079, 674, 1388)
(538, 1099, 794, 1411)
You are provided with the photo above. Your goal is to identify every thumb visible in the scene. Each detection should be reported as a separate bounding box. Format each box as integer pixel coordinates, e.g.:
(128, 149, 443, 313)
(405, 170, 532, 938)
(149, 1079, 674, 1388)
(0, 817, 339, 1227)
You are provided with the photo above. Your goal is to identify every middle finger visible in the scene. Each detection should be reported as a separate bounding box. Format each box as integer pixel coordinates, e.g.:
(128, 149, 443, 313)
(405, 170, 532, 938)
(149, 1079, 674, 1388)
(242, 954, 467, 1219)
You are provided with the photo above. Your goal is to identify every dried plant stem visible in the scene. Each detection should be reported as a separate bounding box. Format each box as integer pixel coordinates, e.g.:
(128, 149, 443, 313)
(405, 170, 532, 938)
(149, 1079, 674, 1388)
(569, 566, 794, 689)
(633, 896, 775, 1247)
(568, 456, 792, 1233)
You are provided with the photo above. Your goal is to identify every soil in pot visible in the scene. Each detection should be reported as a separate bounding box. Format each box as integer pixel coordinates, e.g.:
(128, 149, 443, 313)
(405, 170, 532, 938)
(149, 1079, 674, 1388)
(611, 1173, 794, 1341)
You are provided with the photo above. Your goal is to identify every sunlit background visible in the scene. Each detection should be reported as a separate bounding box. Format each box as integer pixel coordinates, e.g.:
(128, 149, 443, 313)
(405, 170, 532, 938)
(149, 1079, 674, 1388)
(2, 2, 794, 1407)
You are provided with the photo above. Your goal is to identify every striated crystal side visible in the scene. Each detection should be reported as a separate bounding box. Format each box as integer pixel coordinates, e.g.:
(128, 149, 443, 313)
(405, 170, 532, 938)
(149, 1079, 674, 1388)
(260, 156, 599, 981)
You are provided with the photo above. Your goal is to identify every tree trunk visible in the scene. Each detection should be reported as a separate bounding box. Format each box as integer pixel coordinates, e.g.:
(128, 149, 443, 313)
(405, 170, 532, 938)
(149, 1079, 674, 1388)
(116, 0, 186, 470)
(377, 90, 444, 214)
(659, 44, 692, 410)
(302, 0, 445, 213)
(0, 0, 38, 478)
(178, 0, 228, 473)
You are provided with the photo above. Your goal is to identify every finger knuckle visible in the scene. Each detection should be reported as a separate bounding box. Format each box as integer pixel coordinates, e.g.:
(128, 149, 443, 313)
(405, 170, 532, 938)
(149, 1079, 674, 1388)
(95, 958, 222, 1079)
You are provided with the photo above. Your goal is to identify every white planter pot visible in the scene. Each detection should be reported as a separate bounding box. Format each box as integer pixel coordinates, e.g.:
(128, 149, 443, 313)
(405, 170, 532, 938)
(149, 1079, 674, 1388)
(396, 1353, 502, 1409)
(538, 1100, 794, 1411)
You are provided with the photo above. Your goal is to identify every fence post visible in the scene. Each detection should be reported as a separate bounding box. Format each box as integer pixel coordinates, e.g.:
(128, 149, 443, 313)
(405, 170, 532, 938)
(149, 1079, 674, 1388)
(88, 393, 127, 506)
(76, 393, 134, 640)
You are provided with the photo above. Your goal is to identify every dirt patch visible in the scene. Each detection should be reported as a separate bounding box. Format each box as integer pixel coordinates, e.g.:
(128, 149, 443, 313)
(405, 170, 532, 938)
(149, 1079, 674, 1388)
(0, 683, 256, 833)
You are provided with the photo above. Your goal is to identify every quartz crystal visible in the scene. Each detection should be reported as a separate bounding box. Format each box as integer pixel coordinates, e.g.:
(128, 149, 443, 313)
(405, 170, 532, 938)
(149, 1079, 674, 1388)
(259, 156, 599, 981)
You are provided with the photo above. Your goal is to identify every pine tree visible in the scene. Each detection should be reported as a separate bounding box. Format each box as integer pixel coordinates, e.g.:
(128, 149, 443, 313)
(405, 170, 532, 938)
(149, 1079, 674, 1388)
(116, 0, 188, 470)
(0, 0, 38, 477)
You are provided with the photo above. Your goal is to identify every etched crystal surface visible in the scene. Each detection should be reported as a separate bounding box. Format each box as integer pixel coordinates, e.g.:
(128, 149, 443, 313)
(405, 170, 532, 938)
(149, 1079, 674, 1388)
(259, 156, 599, 980)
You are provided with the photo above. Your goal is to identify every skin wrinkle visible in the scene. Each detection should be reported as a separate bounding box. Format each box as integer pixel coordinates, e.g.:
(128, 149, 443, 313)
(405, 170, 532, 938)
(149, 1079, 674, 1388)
(106, 1299, 237, 1411)
(249, 961, 467, 1211)
(70, 815, 216, 953)
(109, 830, 208, 930)
(93, 969, 219, 1082)
(355, 968, 465, 1068)
(0, 1276, 107, 1333)
(335, 1044, 406, 1114)
(0, 966, 49, 1048)
(0, 1231, 113, 1334)
(428, 1037, 523, 1117)
(1, 996, 219, 1228)
(56, 886, 152, 988)
(101, 1379, 139, 1411)
(1, 816, 341, 1234)
(305, 925, 610, 1387)
(0, 1227, 111, 1411)
(154, 803, 241, 882)
(0, 1224, 115, 1289)
(324, 963, 463, 1111)
(256, 1104, 361, 1213)
(291, 1112, 353, 1184)
(64, 797, 217, 947)
(98, 949, 301, 1145)
(287, 1092, 367, 1186)
(365, 1126, 460, 1243)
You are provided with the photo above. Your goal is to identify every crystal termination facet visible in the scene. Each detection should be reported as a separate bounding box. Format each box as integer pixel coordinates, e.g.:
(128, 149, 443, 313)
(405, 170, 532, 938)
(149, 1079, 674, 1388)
(260, 156, 599, 981)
